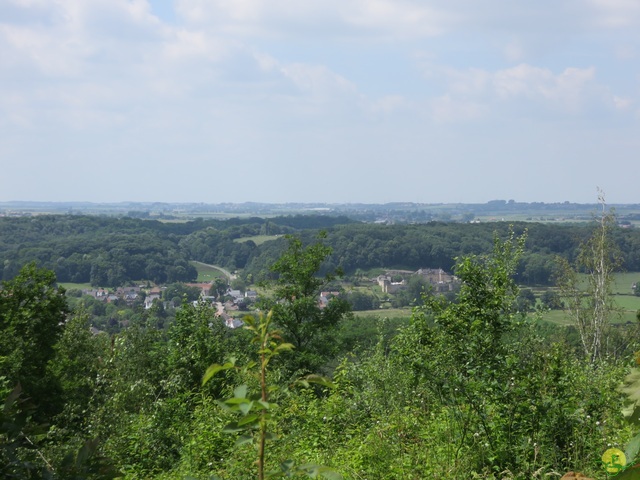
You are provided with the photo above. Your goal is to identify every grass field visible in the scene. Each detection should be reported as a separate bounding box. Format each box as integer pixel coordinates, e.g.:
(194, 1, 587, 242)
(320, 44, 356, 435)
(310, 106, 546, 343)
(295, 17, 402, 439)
(233, 235, 281, 246)
(354, 308, 413, 320)
(190, 262, 227, 282)
(58, 282, 92, 290)
(539, 305, 638, 325)
(612, 272, 640, 294)
(611, 294, 640, 311)
(571, 271, 638, 294)
(352, 303, 638, 327)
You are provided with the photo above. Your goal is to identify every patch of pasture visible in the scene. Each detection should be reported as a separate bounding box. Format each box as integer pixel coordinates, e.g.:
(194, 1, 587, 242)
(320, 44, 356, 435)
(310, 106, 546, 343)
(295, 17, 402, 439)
(233, 235, 281, 246)
(612, 272, 640, 295)
(354, 308, 413, 319)
(58, 282, 92, 291)
(190, 261, 226, 282)
(613, 294, 640, 311)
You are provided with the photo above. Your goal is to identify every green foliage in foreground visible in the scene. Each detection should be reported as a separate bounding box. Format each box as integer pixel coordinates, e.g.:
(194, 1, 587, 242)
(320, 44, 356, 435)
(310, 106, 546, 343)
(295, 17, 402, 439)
(203, 311, 342, 480)
(260, 233, 352, 376)
(2, 234, 640, 479)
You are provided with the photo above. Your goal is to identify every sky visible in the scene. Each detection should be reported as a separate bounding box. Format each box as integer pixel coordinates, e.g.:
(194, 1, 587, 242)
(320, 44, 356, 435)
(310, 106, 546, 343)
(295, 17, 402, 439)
(0, 0, 639, 204)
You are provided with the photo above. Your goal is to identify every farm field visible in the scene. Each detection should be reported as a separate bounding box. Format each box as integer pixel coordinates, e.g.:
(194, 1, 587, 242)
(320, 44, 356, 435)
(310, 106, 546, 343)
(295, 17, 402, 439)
(611, 294, 640, 312)
(233, 234, 280, 245)
(538, 306, 639, 326)
(58, 282, 92, 290)
(573, 271, 640, 293)
(612, 272, 640, 294)
(353, 307, 413, 320)
(353, 300, 638, 326)
(190, 261, 228, 282)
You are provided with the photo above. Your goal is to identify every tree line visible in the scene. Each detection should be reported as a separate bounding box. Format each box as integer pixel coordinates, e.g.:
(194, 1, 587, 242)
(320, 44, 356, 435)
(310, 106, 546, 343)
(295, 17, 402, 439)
(3, 215, 640, 289)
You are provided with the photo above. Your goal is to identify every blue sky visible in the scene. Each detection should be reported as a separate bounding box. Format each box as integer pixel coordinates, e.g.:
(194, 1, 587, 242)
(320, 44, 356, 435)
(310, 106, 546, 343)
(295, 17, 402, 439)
(1, 0, 638, 204)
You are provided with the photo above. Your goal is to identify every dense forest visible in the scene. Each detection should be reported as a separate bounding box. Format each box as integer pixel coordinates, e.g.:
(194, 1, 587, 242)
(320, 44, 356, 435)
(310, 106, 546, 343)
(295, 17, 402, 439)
(3, 214, 640, 478)
(0, 215, 351, 286)
(3, 214, 640, 288)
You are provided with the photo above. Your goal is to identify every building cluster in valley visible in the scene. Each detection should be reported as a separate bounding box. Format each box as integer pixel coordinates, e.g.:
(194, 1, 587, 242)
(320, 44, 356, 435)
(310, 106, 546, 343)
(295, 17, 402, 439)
(81, 282, 259, 330)
(80, 266, 457, 332)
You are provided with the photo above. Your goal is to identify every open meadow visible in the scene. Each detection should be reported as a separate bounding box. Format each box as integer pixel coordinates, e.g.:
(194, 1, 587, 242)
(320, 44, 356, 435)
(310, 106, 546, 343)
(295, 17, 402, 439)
(190, 261, 229, 282)
(233, 234, 281, 245)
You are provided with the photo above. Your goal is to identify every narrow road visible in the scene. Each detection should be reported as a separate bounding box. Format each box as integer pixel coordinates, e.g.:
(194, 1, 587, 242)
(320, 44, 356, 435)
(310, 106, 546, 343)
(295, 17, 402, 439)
(191, 261, 235, 282)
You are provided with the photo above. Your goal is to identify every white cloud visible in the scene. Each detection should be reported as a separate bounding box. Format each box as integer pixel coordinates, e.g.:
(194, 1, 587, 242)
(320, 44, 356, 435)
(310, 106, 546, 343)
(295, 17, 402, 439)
(340, 0, 447, 37)
(280, 63, 355, 96)
(587, 0, 640, 27)
(493, 65, 595, 108)
(503, 41, 525, 62)
(171, 0, 639, 40)
(0, 0, 370, 133)
(0, 0, 169, 78)
(0, 23, 86, 76)
(423, 63, 624, 119)
(162, 29, 225, 61)
(431, 94, 486, 123)
(613, 96, 633, 110)
(175, 0, 447, 39)
(368, 95, 410, 114)
(170, 0, 638, 40)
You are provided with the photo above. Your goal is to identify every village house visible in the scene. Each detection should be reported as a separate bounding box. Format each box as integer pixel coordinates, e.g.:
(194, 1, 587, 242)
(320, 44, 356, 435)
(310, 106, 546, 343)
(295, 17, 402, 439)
(377, 268, 459, 294)
(319, 291, 340, 308)
(82, 288, 110, 300)
(116, 286, 141, 303)
(377, 275, 406, 294)
(415, 268, 459, 292)
(245, 290, 258, 301)
(144, 293, 162, 310)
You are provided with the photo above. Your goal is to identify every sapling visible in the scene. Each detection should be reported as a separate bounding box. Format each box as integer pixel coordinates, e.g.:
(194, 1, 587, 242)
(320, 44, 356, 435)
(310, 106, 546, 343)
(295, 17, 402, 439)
(202, 311, 341, 480)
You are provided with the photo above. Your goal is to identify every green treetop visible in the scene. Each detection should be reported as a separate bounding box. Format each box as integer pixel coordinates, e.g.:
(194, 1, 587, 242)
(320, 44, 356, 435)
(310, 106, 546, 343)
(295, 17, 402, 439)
(264, 233, 351, 375)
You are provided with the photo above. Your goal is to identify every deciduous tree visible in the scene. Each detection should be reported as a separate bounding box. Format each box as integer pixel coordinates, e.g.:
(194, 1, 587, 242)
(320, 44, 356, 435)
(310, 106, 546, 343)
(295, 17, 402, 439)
(0, 262, 69, 420)
(264, 233, 351, 374)
(556, 192, 621, 363)
(395, 229, 527, 470)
